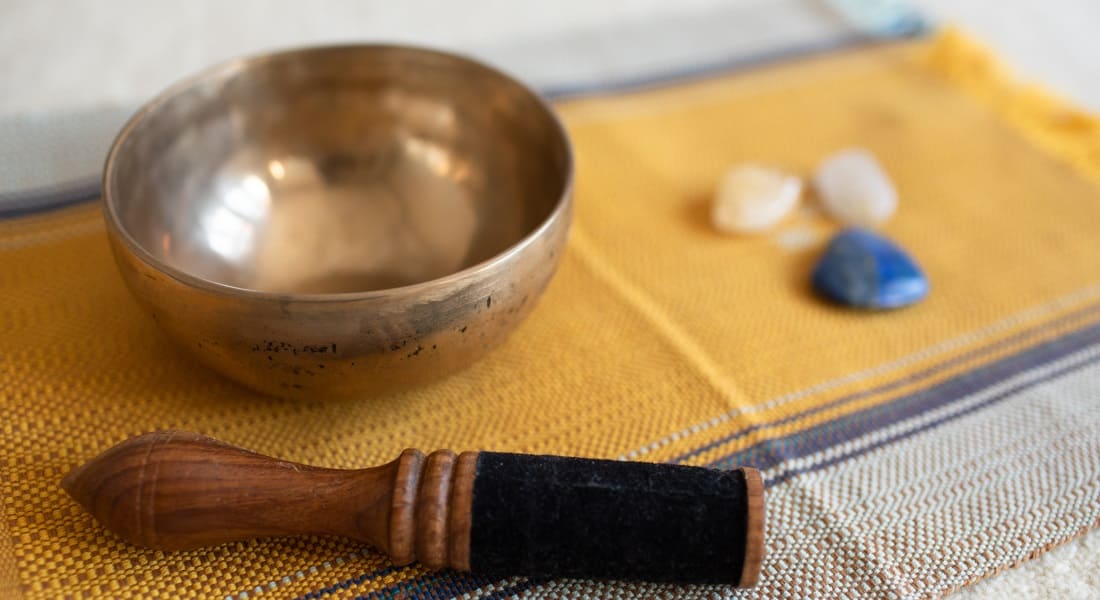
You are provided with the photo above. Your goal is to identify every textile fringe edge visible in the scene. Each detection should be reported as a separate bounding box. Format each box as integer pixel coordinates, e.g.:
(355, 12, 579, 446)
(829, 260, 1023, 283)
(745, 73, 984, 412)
(926, 28, 1100, 187)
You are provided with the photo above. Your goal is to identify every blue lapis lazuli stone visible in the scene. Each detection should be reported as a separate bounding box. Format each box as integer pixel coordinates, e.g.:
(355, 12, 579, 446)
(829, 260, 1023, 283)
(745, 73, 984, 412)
(812, 228, 929, 309)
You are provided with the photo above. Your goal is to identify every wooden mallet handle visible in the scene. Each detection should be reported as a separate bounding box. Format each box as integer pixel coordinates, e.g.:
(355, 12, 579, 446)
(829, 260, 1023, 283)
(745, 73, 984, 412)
(62, 431, 765, 585)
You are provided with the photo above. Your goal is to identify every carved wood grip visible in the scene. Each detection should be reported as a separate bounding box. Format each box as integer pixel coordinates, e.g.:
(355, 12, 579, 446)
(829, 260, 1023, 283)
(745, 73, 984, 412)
(61, 431, 476, 570)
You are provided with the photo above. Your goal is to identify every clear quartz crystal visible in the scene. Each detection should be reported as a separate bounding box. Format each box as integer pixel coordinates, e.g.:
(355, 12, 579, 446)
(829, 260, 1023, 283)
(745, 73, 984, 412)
(711, 165, 802, 234)
(814, 148, 897, 227)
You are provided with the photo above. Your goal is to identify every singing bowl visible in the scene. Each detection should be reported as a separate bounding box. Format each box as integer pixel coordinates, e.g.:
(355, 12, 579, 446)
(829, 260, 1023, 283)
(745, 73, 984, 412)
(103, 45, 573, 399)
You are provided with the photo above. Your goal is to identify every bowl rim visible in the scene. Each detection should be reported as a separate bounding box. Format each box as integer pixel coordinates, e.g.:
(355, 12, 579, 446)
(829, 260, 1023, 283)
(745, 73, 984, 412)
(102, 43, 574, 302)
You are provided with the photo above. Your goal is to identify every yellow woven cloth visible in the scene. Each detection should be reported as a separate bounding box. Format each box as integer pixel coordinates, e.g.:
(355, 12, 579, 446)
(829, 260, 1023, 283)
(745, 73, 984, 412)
(3, 32, 1100, 599)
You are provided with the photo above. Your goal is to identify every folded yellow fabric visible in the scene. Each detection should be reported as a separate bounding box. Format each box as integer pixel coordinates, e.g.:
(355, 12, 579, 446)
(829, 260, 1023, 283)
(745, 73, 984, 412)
(2, 32, 1099, 599)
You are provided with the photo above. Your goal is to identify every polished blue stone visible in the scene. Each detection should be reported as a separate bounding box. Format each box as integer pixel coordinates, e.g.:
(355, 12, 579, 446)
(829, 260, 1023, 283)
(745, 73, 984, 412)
(812, 228, 929, 309)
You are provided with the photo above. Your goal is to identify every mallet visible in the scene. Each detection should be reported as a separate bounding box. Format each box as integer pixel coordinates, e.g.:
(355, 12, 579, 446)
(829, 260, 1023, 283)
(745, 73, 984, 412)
(62, 431, 765, 585)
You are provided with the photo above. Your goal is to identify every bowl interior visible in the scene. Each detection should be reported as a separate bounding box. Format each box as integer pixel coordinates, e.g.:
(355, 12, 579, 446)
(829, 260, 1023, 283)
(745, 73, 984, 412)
(106, 46, 570, 294)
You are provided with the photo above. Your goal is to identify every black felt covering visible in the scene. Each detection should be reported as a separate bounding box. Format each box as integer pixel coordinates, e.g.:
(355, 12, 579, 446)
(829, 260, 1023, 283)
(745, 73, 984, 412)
(468, 452, 749, 584)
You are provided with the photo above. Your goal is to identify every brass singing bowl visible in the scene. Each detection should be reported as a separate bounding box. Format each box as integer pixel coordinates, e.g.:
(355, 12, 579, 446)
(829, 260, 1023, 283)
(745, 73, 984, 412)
(104, 45, 573, 399)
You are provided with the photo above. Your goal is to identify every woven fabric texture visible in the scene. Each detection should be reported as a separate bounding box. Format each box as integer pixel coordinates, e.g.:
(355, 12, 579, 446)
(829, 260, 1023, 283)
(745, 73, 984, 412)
(2, 32, 1099, 599)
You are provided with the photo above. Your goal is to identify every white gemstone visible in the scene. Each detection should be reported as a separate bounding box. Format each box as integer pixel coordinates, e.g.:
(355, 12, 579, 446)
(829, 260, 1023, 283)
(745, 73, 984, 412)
(814, 148, 897, 226)
(711, 165, 802, 234)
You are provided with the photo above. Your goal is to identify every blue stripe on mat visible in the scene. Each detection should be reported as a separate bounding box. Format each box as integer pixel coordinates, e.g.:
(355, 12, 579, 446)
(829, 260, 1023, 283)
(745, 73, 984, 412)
(707, 318, 1100, 479)
(0, 180, 101, 219)
(352, 570, 494, 600)
(672, 299, 1100, 465)
(746, 350, 1100, 487)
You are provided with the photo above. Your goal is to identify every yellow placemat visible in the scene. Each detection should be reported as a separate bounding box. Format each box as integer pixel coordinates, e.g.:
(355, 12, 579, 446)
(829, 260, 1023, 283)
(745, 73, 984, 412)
(2, 31, 1100, 599)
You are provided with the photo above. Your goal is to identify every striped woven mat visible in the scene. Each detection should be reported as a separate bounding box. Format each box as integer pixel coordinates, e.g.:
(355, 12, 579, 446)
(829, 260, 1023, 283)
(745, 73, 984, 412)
(2, 31, 1099, 599)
